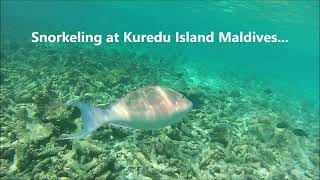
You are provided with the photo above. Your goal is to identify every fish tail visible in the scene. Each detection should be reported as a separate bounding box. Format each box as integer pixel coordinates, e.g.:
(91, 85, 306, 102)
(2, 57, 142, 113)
(59, 101, 106, 140)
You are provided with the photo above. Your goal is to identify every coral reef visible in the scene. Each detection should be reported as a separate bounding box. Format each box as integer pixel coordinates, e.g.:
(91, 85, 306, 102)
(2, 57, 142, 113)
(0, 43, 319, 179)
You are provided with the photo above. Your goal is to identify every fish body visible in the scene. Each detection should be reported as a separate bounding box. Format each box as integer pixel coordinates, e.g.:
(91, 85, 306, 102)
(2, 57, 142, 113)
(63, 86, 192, 140)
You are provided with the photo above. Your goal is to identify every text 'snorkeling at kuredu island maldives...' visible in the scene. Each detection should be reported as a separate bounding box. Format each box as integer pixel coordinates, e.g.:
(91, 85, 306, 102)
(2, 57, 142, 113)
(31, 31, 286, 45)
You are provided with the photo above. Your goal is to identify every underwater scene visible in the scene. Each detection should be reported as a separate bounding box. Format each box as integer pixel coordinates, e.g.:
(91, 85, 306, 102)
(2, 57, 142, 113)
(1, 1, 319, 180)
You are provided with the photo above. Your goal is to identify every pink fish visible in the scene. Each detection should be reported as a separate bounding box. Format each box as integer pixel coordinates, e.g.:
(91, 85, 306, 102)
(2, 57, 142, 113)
(62, 86, 193, 140)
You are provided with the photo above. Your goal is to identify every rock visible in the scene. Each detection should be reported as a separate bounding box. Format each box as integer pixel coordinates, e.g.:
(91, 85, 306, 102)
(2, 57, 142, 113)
(11, 143, 30, 172)
(22, 122, 54, 144)
(16, 106, 29, 121)
(143, 166, 162, 179)
(0, 136, 9, 143)
(34, 90, 50, 108)
(96, 171, 112, 179)
(290, 169, 304, 179)
(17, 93, 33, 103)
(244, 167, 253, 175)
(44, 103, 74, 123)
(59, 177, 71, 180)
(32, 158, 51, 173)
(254, 168, 269, 179)
(36, 148, 59, 159)
(208, 126, 229, 147)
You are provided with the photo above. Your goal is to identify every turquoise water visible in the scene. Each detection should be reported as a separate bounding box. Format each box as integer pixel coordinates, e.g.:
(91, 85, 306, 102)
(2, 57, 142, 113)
(1, 1, 319, 179)
(2, 1, 319, 101)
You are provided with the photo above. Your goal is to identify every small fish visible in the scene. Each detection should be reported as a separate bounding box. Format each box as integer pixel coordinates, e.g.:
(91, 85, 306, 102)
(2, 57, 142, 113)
(62, 86, 193, 140)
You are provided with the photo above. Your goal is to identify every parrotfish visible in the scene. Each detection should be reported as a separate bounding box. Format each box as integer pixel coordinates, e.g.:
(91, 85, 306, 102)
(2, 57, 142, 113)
(62, 86, 193, 140)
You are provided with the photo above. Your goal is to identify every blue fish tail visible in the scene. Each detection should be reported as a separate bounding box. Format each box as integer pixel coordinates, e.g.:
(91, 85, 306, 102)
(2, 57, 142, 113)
(60, 101, 106, 140)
